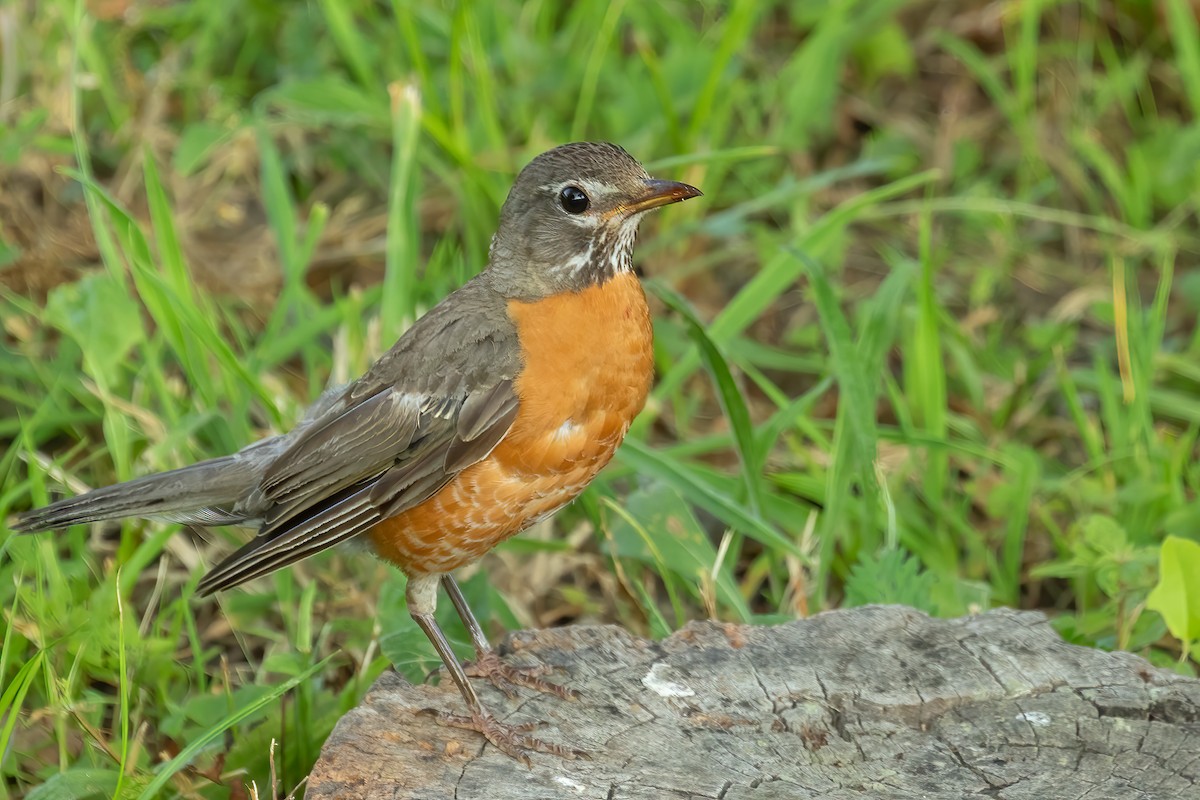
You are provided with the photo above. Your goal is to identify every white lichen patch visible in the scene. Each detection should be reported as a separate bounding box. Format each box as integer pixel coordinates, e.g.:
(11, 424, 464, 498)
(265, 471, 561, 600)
(1016, 711, 1051, 727)
(642, 662, 695, 698)
(552, 776, 586, 792)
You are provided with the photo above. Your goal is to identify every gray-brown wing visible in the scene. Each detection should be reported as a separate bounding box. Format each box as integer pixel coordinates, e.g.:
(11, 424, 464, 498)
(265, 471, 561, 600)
(261, 388, 422, 505)
(195, 379, 518, 596)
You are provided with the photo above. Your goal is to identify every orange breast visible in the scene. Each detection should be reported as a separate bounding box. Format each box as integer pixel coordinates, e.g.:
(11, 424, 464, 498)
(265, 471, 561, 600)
(369, 272, 653, 576)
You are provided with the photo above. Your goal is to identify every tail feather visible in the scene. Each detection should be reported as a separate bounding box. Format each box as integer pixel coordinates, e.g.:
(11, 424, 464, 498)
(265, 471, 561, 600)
(11, 455, 261, 532)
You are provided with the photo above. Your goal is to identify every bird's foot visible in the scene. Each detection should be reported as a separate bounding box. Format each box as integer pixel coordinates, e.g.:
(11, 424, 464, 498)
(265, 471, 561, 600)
(423, 708, 588, 766)
(464, 649, 579, 701)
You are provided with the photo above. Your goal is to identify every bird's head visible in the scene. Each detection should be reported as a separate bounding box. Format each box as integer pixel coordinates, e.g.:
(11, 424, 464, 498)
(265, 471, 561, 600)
(485, 142, 701, 298)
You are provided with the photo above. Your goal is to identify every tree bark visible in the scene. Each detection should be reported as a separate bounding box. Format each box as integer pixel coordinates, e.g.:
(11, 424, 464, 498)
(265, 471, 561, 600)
(307, 606, 1200, 799)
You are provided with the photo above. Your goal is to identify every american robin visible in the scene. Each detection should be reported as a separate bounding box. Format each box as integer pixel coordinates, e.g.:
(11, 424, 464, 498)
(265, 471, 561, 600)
(13, 141, 701, 763)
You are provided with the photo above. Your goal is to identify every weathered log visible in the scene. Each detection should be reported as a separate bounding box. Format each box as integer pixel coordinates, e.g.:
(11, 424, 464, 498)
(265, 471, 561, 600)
(308, 606, 1199, 799)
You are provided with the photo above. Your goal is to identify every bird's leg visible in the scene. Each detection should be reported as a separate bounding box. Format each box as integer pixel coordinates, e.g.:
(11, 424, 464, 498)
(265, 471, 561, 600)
(407, 575, 581, 764)
(440, 574, 577, 700)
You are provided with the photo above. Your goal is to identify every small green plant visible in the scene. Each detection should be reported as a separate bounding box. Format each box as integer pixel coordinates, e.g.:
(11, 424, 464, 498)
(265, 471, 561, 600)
(1033, 515, 1164, 657)
(1147, 536, 1200, 663)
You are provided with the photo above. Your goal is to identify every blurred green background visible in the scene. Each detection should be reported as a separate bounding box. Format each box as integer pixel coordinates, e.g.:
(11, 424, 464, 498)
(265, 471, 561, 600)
(2, 0, 1199, 796)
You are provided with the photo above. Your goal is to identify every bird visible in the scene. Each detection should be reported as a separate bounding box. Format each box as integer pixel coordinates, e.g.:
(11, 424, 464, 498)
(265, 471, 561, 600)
(12, 141, 701, 763)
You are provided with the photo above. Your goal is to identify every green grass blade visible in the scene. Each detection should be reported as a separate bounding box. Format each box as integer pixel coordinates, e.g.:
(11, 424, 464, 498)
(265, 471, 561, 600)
(382, 82, 423, 338)
(655, 168, 938, 400)
(135, 656, 332, 800)
(649, 279, 764, 515)
(618, 438, 802, 559)
(1164, 0, 1200, 115)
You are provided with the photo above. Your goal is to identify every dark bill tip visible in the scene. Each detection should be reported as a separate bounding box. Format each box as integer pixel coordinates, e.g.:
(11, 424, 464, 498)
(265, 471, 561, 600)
(621, 178, 703, 214)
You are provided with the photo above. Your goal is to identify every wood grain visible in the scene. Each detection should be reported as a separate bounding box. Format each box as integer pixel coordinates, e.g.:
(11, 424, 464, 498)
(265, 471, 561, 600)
(308, 607, 1200, 799)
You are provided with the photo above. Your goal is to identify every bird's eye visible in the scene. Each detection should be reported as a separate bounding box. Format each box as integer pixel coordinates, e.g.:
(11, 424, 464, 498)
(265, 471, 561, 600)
(559, 186, 590, 214)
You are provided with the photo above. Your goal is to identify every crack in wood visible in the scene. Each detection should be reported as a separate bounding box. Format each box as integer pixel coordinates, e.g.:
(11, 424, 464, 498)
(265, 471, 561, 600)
(308, 608, 1200, 799)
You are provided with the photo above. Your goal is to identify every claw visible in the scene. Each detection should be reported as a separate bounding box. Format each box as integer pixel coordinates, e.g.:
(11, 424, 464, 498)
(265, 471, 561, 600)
(411, 581, 587, 764)
(464, 649, 579, 700)
(422, 708, 588, 765)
